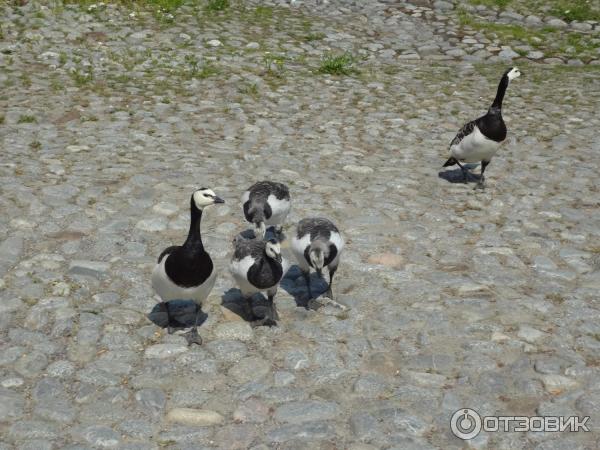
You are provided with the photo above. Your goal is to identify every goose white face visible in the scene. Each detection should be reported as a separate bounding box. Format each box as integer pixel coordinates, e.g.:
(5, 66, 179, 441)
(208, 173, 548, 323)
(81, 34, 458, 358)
(507, 67, 520, 81)
(265, 240, 282, 263)
(193, 188, 224, 209)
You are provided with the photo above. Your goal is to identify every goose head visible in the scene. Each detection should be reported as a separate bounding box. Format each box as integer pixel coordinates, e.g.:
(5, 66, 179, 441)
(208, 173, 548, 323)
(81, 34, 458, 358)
(192, 188, 225, 210)
(265, 239, 282, 264)
(505, 67, 521, 81)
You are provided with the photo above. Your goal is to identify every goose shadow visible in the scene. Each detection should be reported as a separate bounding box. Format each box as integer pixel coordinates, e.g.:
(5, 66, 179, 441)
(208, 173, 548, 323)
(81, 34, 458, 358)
(221, 287, 283, 322)
(280, 264, 329, 309)
(221, 287, 255, 322)
(438, 165, 482, 184)
(147, 300, 208, 331)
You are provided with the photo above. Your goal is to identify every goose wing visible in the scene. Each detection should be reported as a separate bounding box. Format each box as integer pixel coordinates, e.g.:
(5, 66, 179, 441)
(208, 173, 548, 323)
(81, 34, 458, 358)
(450, 120, 476, 148)
(157, 246, 179, 263)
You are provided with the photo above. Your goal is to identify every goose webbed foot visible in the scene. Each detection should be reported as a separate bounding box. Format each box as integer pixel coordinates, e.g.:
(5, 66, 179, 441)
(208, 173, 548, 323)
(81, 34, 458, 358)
(183, 327, 203, 346)
(251, 296, 278, 327)
(251, 316, 277, 327)
(474, 176, 486, 190)
(183, 308, 203, 345)
(271, 302, 280, 321)
(313, 296, 348, 311)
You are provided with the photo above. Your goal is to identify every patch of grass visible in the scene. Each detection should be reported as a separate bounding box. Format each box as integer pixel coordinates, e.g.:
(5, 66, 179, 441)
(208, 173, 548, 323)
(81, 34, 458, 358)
(550, 0, 600, 22)
(149, 0, 185, 11)
(184, 54, 219, 79)
(30, 140, 42, 150)
(304, 32, 326, 42)
(0, 115, 4, 124)
(263, 52, 286, 77)
(70, 66, 94, 87)
(545, 292, 565, 304)
(205, 0, 229, 12)
(18, 115, 36, 124)
(457, 8, 600, 60)
(469, 0, 512, 8)
(318, 53, 357, 76)
(457, 7, 476, 26)
(50, 78, 63, 92)
(254, 5, 274, 20)
(238, 82, 259, 98)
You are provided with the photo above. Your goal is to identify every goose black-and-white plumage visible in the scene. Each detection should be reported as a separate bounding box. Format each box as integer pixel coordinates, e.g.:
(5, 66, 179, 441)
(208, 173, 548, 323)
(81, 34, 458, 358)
(151, 188, 224, 345)
(291, 217, 345, 309)
(230, 237, 289, 326)
(443, 67, 521, 188)
(242, 181, 291, 239)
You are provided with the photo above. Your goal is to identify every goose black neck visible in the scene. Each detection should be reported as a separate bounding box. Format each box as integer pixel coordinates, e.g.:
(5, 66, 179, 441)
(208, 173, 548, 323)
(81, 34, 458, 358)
(491, 75, 509, 111)
(184, 200, 203, 249)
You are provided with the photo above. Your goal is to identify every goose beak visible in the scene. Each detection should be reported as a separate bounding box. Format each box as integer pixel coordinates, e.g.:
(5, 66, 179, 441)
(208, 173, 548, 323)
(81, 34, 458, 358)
(213, 196, 225, 204)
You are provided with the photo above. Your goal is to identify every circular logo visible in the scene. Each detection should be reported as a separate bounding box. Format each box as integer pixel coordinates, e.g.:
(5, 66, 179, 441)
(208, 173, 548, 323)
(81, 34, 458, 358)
(450, 408, 482, 440)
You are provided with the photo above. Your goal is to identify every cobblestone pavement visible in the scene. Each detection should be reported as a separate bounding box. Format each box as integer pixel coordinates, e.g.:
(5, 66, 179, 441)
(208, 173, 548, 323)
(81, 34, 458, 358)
(1, 1, 600, 449)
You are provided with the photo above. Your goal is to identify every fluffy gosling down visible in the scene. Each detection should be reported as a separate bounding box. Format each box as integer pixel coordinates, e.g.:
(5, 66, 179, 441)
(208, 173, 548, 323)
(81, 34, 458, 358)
(230, 237, 290, 327)
(443, 67, 521, 189)
(242, 181, 291, 239)
(151, 188, 224, 345)
(291, 217, 346, 310)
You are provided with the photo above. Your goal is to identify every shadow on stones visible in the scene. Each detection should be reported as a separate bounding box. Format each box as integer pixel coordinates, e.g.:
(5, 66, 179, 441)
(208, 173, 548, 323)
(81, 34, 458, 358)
(438, 166, 482, 184)
(221, 288, 286, 322)
(280, 264, 329, 309)
(147, 300, 207, 331)
(235, 227, 285, 242)
(221, 287, 255, 322)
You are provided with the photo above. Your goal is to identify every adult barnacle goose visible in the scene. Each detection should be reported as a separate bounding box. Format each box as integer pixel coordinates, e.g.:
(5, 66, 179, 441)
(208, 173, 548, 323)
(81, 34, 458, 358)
(443, 67, 521, 189)
(242, 181, 291, 239)
(291, 218, 346, 310)
(151, 188, 224, 345)
(230, 236, 289, 327)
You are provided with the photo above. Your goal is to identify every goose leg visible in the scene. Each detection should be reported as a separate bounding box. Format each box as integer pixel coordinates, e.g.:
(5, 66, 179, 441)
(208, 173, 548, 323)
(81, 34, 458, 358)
(474, 160, 490, 190)
(252, 290, 278, 327)
(183, 306, 203, 346)
(161, 302, 174, 334)
(302, 270, 313, 301)
(455, 160, 473, 183)
(243, 295, 254, 321)
(319, 267, 348, 311)
(324, 266, 337, 299)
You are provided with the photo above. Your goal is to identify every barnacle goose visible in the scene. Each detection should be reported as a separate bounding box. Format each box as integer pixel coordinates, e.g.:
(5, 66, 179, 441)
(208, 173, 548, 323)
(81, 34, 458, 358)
(151, 188, 224, 345)
(443, 67, 521, 189)
(242, 181, 291, 239)
(291, 217, 346, 310)
(230, 236, 289, 327)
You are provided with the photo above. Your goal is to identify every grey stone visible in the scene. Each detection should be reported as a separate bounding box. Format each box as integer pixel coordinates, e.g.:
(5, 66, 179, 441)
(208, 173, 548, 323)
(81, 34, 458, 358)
(228, 356, 271, 382)
(79, 425, 121, 448)
(0, 236, 23, 276)
(433, 1, 453, 11)
(135, 388, 167, 418)
(0, 387, 25, 421)
(267, 421, 337, 442)
(69, 260, 110, 278)
(274, 400, 340, 423)
(213, 322, 254, 341)
(547, 18, 568, 28)
(498, 48, 520, 60)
